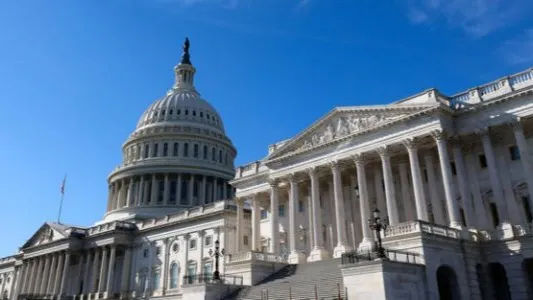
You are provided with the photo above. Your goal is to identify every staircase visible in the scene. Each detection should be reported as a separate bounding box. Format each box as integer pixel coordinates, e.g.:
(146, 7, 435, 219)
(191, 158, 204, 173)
(227, 258, 345, 300)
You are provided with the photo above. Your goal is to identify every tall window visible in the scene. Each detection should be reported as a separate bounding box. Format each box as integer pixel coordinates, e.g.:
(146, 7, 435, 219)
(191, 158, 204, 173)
(509, 145, 521, 161)
(151, 270, 160, 290)
(203, 145, 208, 159)
(173, 143, 179, 156)
(479, 154, 488, 168)
(163, 143, 168, 156)
(153, 143, 159, 157)
(169, 263, 179, 289)
(184, 143, 189, 157)
(144, 144, 149, 159)
(194, 144, 199, 158)
(219, 150, 223, 163)
(212, 148, 216, 161)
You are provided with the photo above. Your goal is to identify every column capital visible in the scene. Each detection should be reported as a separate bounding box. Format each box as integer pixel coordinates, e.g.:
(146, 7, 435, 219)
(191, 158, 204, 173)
(376, 145, 391, 158)
(351, 153, 367, 166)
(287, 173, 297, 184)
(328, 160, 341, 172)
(306, 166, 319, 178)
(402, 137, 420, 150)
(267, 178, 280, 188)
(431, 129, 448, 141)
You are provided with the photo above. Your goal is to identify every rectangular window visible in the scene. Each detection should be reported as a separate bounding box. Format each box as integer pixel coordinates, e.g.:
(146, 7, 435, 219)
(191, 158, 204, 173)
(260, 209, 267, 220)
(203, 145, 208, 159)
(194, 144, 199, 158)
(450, 162, 457, 176)
(173, 143, 179, 156)
(298, 200, 304, 213)
(189, 239, 197, 250)
(184, 143, 189, 157)
(479, 154, 488, 169)
(278, 204, 285, 217)
(153, 143, 159, 157)
(144, 144, 149, 158)
(509, 145, 521, 161)
(163, 143, 168, 156)
(205, 235, 212, 246)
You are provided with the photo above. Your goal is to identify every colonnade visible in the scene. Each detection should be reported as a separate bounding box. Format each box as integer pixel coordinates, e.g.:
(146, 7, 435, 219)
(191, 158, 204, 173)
(235, 123, 533, 261)
(18, 251, 70, 298)
(107, 173, 233, 212)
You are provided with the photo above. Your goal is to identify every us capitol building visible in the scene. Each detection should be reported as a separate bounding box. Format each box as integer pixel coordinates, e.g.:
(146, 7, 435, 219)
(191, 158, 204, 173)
(1, 40, 533, 300)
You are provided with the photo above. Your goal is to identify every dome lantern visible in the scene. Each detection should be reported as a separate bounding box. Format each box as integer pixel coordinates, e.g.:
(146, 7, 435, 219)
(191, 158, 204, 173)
(173, 37, 196, 92)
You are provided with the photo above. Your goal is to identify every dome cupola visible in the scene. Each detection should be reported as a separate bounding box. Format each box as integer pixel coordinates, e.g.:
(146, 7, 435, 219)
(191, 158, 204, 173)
(104, 38, 236, 222)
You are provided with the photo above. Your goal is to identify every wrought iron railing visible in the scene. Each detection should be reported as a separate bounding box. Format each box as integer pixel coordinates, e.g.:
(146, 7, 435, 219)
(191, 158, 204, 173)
(341, 249, 422, 265)
(182, 273, 243, 286)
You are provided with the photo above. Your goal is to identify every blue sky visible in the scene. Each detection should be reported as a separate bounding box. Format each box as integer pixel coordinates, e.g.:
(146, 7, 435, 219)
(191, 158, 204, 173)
(0, 0, 532, 257)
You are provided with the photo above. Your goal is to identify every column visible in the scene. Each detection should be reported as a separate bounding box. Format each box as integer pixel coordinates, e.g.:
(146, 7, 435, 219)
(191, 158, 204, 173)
(90, 249, 100, 293)
(163, 174, 170, 205)
(423, 153, 446, 224)
(307, 167, 329, 262)
(373, 168, 386, 217)
(13, 264, 25, 300)
(330, 162, 351, 257)
(176, 174, 182, 204)
(137, 176, 144, 206)
(212, 177, 218, 202)
(269, 180, 280, 254)
(33, 257, 44, 294)
(378, 146, 400, 225)
(126, 178, 134, 207)
(201, 176, 207, 205)
(53, 253, 64, 295)
(354, 154, 373, 250)
(451, 139, 476, 227)
(197, 232, 204, 279)
(18, 262, 29, 295)
(188, 174, 195, 205)
(287, 175, 305, 263)
(433, 130, 462, 228)
(179, 236, 190, 288)
(235, 198, 243, 253)
(250, 195, 261, 251)
(464, 150, 492, 229)
(120, 247, 132, 296)
(223, 183, 229, 199)
(150, 174, 158, 205)
(58, 252, 71, 297)
(403, 138, 429, 221)
(398, 161, 415, 221)
(105, 246, 116, 297)
(25, 259, 35, 294)
(98, 247, 109, 293)
(479, 129, 509, 223)
(82, 251, 92, 295)
(45, 254, 57, 294)
(511, 121, 533, 221)
(39, 255, 51, 294)
(107, 185, 113, 211)
(162, 240, 170, 294)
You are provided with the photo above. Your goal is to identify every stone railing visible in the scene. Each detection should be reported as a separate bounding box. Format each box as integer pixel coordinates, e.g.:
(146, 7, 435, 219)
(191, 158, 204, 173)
(226, 251, 287, 264)
(342, 249, 424, 265)
(383, 220, 461, 239)
(87, 220, 136, 236)
(449, 67, 533, 109)
(235, 161, 268, 179)
(0, 255, 17, 266)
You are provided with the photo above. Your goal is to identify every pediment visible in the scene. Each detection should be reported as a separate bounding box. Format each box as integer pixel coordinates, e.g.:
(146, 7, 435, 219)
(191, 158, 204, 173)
(267, 104, 436, 160)
(22, 222, 70, 249)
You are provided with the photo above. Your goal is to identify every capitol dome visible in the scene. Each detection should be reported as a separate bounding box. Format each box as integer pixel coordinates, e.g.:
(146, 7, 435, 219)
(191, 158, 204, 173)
(104, 38, 237, 222)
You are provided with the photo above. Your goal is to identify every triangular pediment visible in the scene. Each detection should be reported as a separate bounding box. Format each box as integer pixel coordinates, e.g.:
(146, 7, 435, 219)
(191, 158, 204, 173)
(267, 104, 436, 160)
(22, 222, 70, 249)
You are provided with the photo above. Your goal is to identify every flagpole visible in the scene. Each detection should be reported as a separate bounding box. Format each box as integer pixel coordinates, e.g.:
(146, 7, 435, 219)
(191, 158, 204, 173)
(58, 174, 67, 224)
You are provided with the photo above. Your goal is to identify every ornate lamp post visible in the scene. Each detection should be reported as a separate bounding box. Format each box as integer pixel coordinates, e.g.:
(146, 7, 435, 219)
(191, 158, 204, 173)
(368, 208, 388, 259)
(208, 240, 225, 281)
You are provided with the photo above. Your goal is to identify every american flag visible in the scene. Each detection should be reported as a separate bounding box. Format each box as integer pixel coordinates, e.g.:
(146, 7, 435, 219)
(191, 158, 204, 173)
(60, 175, 67, 195)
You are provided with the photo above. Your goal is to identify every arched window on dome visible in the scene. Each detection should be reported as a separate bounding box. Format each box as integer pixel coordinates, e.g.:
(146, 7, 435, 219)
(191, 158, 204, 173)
(193, 110, 196, 116)
(137, 145, 141, 160)
(200, 112, 204, 118)
(184, 143, 189, 157)
(203, 145, 208, 159)
(185, 110, 189, 116)
(194, 144, 199, 158)
(207, 113, 210, 120)
(144, 144, 149, 159)
(219, 150, 222, 163)
(163, 143, 168, 157)
(173, 143, 179, 156)
(169, 262, 179, 289)
(212, 148, 216, 161)
(153, 143, 159, 157)
(177, 109, 181, 115)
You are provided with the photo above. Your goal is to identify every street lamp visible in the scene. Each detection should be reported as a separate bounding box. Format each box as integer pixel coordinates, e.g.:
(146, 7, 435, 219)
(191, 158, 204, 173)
(208, 240, 225, 281)
(368, 208, 388, 259)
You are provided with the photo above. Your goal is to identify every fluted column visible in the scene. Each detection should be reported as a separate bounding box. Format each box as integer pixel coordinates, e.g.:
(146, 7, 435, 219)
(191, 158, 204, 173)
(98, 247, 109, 293)
(212, 177, 218, 202)
(189, 174, 195, 205)
(307, 167, 329, 262)
(511, 121, 533, 221)
(479, 129, 509, 223)
(107, 185, 113, 211)
(201, 176, 207, 205)
(269, 180, 280, 254)
(58, 252, 71, 297)
(126, 178, 134, 207)
(52, 253, 64, 295)
(250, 195, 261, 251)
(287, 175, 305, 263)
(403, 138, 429, 221)
(32, 257, 44, 294)
(398, 161, 415, 221)
(105, 246, 116, 297)
(82, 251, 92, 295)
(90, 249, 100, 293)
(150, 174, 158, 205)
(433, 130, 462, 228)
(235, 198, 244, 253)
(423, 154, 445, 224)
(354, 154, 373, 250)
(330, 162, 351, 257)
(137, 176, 144, 206)
(378, 146, 399, 225)
(39, 255, 51, 294)
(163, 174, 170, 205)
(177, 174, 182, 204)
(19, 261, 30, 294)
(451, 139, 476, 227)
(120, 247, 132, 296)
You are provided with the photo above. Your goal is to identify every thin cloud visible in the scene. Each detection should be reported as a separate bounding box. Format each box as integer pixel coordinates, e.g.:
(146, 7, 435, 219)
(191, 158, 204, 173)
(405, 0, 532, 37)
(501, 29, 533, 65)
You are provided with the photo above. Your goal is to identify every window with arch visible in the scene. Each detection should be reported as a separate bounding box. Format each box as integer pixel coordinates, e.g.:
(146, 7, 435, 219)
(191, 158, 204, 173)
(203, 145, 208, 159)
(193, 110, 196, 116)
(194, 144, 199, 158)
(186, 261, 197, 283)
(153, 143, 159, 157)
(151, 269, 161, 291)
(163, 143, 168, 156)
(169, 262, 179, 289)
(173, 143, 179, 156)
(185, 109, 189, 115)
(177, 109, 181, 115)
(212, 148, 216, 161)
(144, 144, 149, 159)
(219, 150, 223, 163)
(184, 143, 189, 157)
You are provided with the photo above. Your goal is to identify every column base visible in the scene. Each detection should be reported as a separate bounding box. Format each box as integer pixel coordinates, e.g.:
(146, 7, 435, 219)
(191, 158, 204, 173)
(333, 244, 353, 258)
(449, 221, 463, 230)
(307, 247, 330, 262)
(357, 238, 374, 253)
(288, 251, 306, 264)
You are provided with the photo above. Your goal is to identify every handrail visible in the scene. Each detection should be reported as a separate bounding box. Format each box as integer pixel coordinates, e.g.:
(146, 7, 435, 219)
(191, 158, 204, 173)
(182, 273, 243, 286)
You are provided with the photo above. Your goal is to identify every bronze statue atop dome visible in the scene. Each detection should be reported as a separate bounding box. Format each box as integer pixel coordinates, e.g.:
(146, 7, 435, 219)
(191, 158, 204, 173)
(180, 37, 191, 65)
